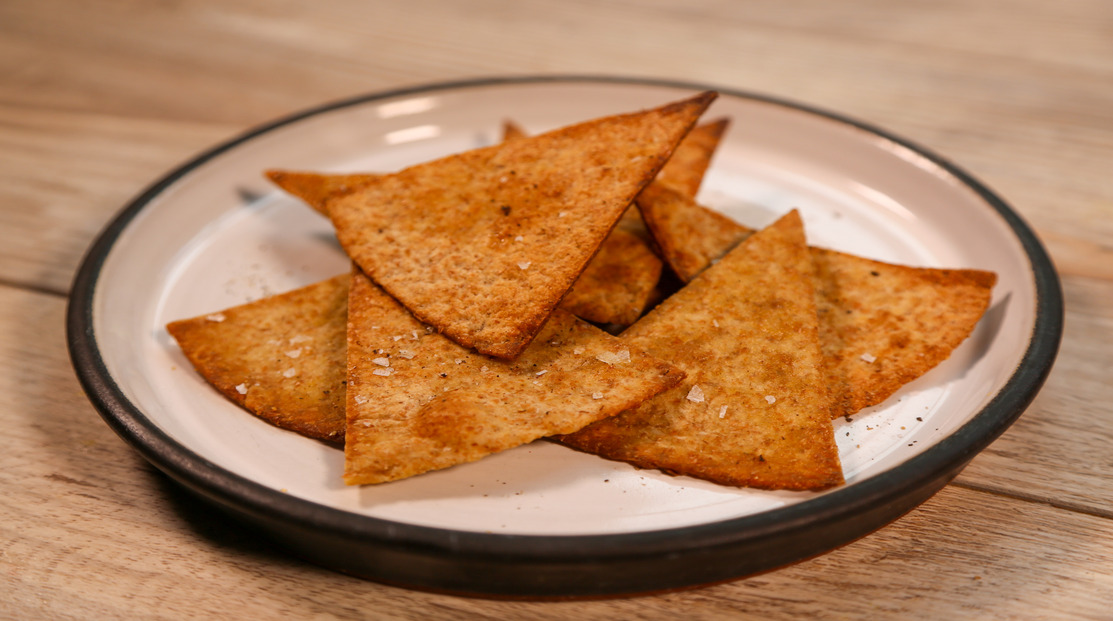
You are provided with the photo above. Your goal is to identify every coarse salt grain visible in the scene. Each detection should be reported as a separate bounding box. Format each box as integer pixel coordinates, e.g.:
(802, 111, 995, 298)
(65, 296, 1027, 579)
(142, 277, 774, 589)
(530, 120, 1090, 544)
(354, 395, 368, 405)
(480, 365, 489, 373)
(514, 235, 524, 242)
(392, 335, 404, 341)
(536, 370, 548, 376)
(235, 383, 247, 395)
(283, 368, 297, 378)
(558, 211, 569, 218)
(289, 334, 313, 344)
(765, 395, 777, 404)
(454, 358, 464, 364)
(518, 261, 531, 270)
(372, 357, 390, 367)
(205, 313, 226, 322)
(686, 385, 705, 403)
(573, 347, 585, 355)
(372, 368, 392, 377)
(712, 319, 720, 328)
(860, 353, 877, 363)
(398, 350, 416, 359)
(285, 349, 302, 358)
(592, 392, 604, 400)
(718, 405, 728, 419)
(595, 349, 631, 365)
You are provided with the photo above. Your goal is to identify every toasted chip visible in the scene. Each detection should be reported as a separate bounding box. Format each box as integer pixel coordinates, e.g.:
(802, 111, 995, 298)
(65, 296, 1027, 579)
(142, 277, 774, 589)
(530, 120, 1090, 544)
(638, 181, 745, 281)
(557, 211, 844, 491)
(343, 267, 685, 484)
(265, 170, 379, 216)
(618, 119, 731, 241)
(530, 119, 728, 327)
(166, 275, 349, 444)
(811, 249, 997, 418)
(561, 227, 664, 327)
(501, 119, 528, 141)
(653, 117, 730, 197)
(328, 92, 716, 358)
(638, 184, 996, 418)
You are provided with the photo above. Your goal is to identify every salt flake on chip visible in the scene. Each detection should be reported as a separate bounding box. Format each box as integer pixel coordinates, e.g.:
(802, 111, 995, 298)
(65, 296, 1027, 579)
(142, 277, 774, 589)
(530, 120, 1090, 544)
(686, 385, 705, 403)
(596, 349, 631, 365)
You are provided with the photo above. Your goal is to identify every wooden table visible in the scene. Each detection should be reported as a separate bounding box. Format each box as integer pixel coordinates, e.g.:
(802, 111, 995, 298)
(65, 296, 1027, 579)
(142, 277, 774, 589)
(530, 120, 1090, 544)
(3, 1, 1111, 617)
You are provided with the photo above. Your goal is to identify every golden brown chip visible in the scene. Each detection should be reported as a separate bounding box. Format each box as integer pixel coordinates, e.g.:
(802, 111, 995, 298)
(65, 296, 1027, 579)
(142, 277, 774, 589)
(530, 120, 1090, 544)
(166, 275, 349, 444)
(812, 249, 997, 418)
(328, 92, 716, 358)
(638, 185, 997, 418)
(557, 210, 844, 491)
(343, 267, 686, 485)
(560, 227, 664, 327)
(617, 119, 731, 242)
(653, 117, 730, 197)
(564, 119, 728, 326)
(638, 181, 747, 281)
(501, 119, 527, 141)
(265, 170, 379, 216)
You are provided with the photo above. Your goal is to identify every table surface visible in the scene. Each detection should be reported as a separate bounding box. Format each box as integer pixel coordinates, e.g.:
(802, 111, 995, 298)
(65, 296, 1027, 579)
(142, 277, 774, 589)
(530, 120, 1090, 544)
(3, 1, 1112, 618)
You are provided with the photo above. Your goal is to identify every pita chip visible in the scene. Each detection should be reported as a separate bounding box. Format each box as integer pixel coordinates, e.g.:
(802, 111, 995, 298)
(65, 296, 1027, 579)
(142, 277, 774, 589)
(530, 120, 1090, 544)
(265, 170, 379, 216)
(653, 117, 730, 197)
(327, 92, 716, 358)
(811, 249, 997, 418)
(557, 210, 844, 491)
(638, 184, 996, 418)
(343, 267, 685, 485)
(165, 275, 349, 444)
(506, 118, 728, 327)
(501, 119, 528, 141)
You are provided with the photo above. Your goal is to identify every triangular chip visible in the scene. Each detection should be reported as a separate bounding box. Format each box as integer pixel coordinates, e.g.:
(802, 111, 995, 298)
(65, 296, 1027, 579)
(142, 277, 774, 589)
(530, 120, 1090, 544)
(638, 184, 997, 418)
(328, 92, 716, 358)
(166, 275, 349, 444)
(560, 227, 663, 327)
(811, 249, 997, 418)
(638, 181, 748, 281)
(343, 267, 686, 484)
(266, 171, 378, 216)
(500, 119, 728, 328)
(652, 117, 730, 197)
(617, 118, 732, 241)
(501, 119, 528, 141)
(557, 211, 844, 491)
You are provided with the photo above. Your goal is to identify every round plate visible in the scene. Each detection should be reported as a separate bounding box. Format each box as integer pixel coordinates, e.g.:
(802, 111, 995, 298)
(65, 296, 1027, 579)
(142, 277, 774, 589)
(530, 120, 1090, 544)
(68, 76, 1062, 597)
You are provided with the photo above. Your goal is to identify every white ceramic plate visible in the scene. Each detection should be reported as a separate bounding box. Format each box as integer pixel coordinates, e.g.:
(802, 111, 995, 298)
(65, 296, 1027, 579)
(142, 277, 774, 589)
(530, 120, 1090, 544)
(69, 77, 1061, 597)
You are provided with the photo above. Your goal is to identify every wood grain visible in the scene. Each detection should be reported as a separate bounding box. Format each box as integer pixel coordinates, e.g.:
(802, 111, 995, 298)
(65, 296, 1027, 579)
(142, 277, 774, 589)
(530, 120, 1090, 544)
(2, 0, 1112, 616)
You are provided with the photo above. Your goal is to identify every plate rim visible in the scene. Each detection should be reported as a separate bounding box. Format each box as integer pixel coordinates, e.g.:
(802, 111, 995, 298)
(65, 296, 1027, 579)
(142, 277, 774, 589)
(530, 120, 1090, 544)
(66, 74, 1064, 594)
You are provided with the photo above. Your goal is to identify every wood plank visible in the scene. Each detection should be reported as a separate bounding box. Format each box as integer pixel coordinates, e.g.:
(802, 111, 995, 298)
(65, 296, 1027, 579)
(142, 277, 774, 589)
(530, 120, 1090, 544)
(0, 104, 237, 293)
